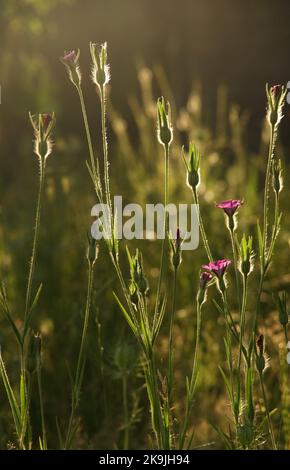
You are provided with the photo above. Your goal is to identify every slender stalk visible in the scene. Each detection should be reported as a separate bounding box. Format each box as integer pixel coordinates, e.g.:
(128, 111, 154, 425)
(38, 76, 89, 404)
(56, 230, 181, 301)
(168, 267, 177, 399)
(259, 372, 277, 449)
(238, 275, 248, 374)
(65, 261, 94, 449)
(24, 158, 46, 325)
(100, 86, 112, 214)
(179, 301, 202, 449)
(262, 124, 275, 257)
(154, 144, 169, 323)
(122, 374, 129, 449)
(77, 86, 102, 200)
(192, 188, 213, 262)
(37, 364, 47, 450)
(229, 227, 241, 311)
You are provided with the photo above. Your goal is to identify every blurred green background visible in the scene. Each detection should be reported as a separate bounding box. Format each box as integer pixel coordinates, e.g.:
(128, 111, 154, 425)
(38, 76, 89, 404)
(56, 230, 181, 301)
(0, 0, 290, 449)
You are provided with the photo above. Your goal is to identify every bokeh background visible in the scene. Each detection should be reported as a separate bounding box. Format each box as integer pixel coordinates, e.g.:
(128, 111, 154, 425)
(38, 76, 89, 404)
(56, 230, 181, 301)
(0, 0, 290, 449)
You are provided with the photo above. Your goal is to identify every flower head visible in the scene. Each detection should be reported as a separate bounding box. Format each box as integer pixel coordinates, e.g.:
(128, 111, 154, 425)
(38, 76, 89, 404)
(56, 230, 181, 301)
(202, 259, 231, 279)
(62, 50, 78, 64)
(29, 112, 56, 159)
(216, 199, 242, 217)
(90, 42, 110, 90)
(266, 83, 286, 127)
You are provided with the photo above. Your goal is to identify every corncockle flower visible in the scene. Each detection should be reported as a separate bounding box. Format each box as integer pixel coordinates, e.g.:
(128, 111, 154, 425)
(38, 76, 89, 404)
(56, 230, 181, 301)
(216, 199, 242, 217)
(202, 259, 231, 279)
(157, 96, 173, 147)
(266, 83, 286, 127)
(90, 42, 110, 91)
(60, 49, 81, 87)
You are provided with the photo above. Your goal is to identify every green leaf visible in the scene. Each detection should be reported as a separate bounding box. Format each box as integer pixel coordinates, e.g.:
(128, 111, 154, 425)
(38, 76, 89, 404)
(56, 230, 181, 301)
(23, 283, 43, 338)
(113, 292, 137, 337)
(0, 351, 21, 437)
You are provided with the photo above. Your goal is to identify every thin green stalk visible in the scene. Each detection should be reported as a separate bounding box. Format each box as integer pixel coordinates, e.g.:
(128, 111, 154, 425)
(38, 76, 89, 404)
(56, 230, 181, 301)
(77, 86, 102, 200)
(179, 301, 202, 449)
(238, 275, 248, 374)
(24, 158, 46, 325)
(262, 124, 275, 257)
(154, 144, 169, 323)
(192, 188, 213, 262)
(65, 261, 95, 449)
(259, 372, 277, 449)
(122, 374, 129, 449)
(168, 267, 177, 399)
(229, 227, 241, 311)
(37, 363, 47, 450)
(100, 86, 112, 214)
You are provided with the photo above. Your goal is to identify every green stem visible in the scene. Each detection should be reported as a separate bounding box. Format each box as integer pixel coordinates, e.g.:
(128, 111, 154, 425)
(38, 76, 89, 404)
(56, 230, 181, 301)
(154, 144, 169, 324)
(24, 158, 46, 326)
(65, 261, 94, 449)
(229, 226, 241, 311)
(100, 86, 112, 215)
(192, 188, 213, 262)
(179, 300, 202, 449)
(77, 86, 102, 200)
(122, 374, 129, 449)
(259, 372, 277, 450)
(37, 362, 47, 450)
(238, 276, 248, 374)
(262, 124, 275, 258)
(168, 267, 177, 400)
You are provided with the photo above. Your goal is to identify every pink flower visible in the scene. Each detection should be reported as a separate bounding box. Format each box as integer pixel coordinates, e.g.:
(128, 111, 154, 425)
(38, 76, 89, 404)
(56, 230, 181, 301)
(202, 259, 231, 279)
(62, 50, 77, 63)
(41, 113, 52, 131)
(200, 271, 212, 288)
(271, 84, 282, 98)
(216, 199, 242, 217)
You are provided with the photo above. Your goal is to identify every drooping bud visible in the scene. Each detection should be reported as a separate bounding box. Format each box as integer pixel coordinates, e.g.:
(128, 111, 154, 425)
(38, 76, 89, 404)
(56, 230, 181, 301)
(256, 334, 266, 372)
(60, 49, 81, 87)
(157, 97, 173, 147)
(275, 291, 289, 327)
(27, 332, 42, 374)
(29, 112, 56, 159)
(90, 42, 110, 91)
(266, 83, 286, 127)
(272, 159, 283, 194)
(238, 234, 254, 277)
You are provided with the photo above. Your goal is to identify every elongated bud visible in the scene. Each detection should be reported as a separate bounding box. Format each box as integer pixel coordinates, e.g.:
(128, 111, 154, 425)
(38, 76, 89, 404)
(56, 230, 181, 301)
(90, 42, 110, 91)
(266, 83, 286, 127)
(60, 49, 81, 87)
(29, 112, 56, 159)
(27, 332, 42, 373)
(275, 291, 289, 327)
(157, 97, 173, 146)
(128, 248, 149, 297)
(238, 234, 254, 277)
(256, 334, 266, 372)
(170, 228, 182, 269)
(272, 159, 283, 194)
(237, 422, 254, 448)
(182, 143, 200, 189)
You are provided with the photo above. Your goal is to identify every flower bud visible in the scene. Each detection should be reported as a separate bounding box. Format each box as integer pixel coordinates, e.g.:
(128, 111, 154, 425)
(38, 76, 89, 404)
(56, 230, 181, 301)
(183, 143, 200, 189)
(197, 271, 212, 305)
(60, 49, 81, 87)
(238, 234, 254, 277)
(128, 249, 149, 297)
(170, 228, 182, 269)
(256, 334, 266, 372)
(272, 159, 283, 194)
(86, 232, 99, 266)
(237, 422, 254, 448)
(90, 42, 110, 91)
(266, 83, 286, 127)
(29, 112, 56, 159)
(157, 97, 173, 147)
